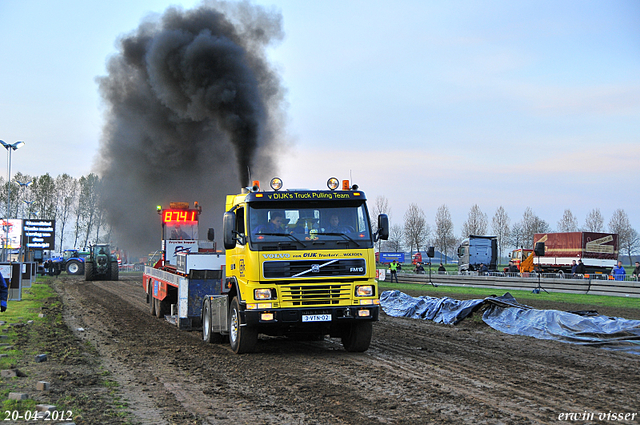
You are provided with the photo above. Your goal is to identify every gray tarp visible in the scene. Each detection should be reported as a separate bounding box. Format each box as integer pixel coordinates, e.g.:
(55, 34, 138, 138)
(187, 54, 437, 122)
(380, 290, 640, 355)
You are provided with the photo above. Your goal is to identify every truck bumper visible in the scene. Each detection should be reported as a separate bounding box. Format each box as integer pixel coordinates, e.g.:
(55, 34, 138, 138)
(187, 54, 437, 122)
(241, 305, 379, 329)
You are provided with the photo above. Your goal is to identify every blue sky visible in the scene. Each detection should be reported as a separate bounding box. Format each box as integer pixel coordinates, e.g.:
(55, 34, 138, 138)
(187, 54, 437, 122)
(1, 0, 639, 236)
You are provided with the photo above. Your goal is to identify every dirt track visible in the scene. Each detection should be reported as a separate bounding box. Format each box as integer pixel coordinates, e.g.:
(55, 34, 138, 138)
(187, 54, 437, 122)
(54, 274, 639, 424)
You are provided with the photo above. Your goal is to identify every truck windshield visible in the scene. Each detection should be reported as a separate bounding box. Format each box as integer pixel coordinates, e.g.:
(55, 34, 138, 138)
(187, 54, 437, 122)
(247, 202, 373, 249)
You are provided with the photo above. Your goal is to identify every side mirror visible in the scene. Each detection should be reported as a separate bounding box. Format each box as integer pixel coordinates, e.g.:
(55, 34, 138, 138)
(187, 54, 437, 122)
(376, 214, 389, 241)
(207, 228, 215, 242)
(223, 212, 236, 250)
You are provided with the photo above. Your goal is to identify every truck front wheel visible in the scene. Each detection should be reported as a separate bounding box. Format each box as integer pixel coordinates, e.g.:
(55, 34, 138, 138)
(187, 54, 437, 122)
(229, 297, 257, 354)
(341, 321, 373, 352)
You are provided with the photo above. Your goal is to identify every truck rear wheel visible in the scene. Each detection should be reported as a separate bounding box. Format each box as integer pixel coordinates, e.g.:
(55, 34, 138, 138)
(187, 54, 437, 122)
(229, 297, 257, 354)
(341, 321, 373, 352)
(148, 281, 156, 316)
(202, 299, 224, 343)
(155, 297, 170, 319)
(66, 260, 83, 275)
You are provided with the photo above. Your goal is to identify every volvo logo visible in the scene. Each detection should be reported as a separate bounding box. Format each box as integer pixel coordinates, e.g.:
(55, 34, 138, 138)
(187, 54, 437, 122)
(311, 264, 320, 273)
(262, 253, 290, 259)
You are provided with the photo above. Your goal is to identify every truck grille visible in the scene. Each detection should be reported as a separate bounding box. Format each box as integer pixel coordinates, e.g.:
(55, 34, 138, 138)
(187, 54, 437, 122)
(280, 284, 351, 306)
(263, 259, 366, 279)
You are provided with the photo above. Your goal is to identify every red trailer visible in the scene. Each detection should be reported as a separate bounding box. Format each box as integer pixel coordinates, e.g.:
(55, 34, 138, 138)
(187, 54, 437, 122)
(515, 232, 618, 275)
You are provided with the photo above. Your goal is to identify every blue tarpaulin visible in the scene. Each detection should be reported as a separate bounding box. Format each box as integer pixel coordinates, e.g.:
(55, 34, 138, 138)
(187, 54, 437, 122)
(380, 290, 640, 355)
(379, 290, 486, 325)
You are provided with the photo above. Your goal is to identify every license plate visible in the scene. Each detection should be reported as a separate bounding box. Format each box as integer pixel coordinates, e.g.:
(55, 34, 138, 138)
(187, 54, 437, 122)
(302, 314, 331, 322)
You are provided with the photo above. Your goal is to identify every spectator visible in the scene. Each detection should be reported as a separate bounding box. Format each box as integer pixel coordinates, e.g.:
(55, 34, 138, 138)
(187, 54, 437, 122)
(575, 259, 586, 276)
(389, 260, 399, 283)
(414, 263, 425, 274)
(571, 260, 577, 276)
(438, 263, 446, 274)
(0, 273, 6, 312)
(633, 261, 640, 281)
(478, 263, 489, 275)
(612, 261, 626, 281)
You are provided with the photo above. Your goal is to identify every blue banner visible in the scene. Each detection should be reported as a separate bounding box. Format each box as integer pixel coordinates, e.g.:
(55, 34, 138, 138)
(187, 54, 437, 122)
(380, 252, 405, 263)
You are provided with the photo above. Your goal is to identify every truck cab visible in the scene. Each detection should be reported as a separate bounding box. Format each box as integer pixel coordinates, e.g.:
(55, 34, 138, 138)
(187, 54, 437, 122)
(458, 235, 498, 273)
(214, 177, 389, 353)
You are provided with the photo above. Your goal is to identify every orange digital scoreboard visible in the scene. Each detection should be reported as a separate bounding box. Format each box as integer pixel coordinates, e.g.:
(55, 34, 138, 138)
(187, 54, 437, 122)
(162, 209, 199, 224)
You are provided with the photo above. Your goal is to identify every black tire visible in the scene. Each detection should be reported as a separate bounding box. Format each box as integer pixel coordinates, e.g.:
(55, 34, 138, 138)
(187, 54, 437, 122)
(228, 297, 257, 354)
(202, 299, 224, 344)
(53, 263, 62, 276)
(341, 321, 373, 352)
(84, 262, 95, 281)
(110, 262, 119, 281)
(149, 281, 156, 316)
(66, 260, 83, 275)
(156, 297, 170, 319)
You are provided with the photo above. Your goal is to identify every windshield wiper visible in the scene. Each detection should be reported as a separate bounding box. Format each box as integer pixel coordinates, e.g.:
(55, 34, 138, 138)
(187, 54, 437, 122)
(255, 233, 305, 247)
(315, 232, 361, 247)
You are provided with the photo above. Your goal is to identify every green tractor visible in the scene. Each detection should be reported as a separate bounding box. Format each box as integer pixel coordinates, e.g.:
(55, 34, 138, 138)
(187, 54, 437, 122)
(84, 243, 119, 281)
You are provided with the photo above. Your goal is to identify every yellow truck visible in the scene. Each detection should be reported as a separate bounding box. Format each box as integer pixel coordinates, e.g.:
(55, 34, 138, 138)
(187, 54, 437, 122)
(201, 177, 389, 353)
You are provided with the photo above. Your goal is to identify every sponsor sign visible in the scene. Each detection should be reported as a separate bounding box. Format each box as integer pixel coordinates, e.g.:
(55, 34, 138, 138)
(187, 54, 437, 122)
(379, 252, 405, 263)
(22, 219, 55, 250)
(247, 190, 364, 202)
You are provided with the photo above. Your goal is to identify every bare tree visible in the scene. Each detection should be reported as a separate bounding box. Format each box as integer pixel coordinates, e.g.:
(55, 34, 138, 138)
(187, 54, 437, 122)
(32, 173, 57, 220)
(370, 195, 391, 252)
(491, 206, 510, 262)
(583, 208, 604, 232)
(55, 174, 79, 250)
(434, 204, 455, 264)
(608, 209, 639, 265)
(370, 195, 390, 221)
(403, 204, 430, 255)
(509, 221, 525, 250)
(620, 229, 640, 266)
(384, 224, 404, 252)
(11, 172, 34, 218)
(78, 173, 101, 247)
(557, 209, 579, 232)
(521, 207, 550, 248)
(461, 204, 487, 237)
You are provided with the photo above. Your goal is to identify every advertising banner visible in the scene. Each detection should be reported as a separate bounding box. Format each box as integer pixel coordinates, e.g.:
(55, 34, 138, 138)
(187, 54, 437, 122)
(1, 219, 22, 250)
(22, 219, 56, 250)
(380, 252, 405, 263)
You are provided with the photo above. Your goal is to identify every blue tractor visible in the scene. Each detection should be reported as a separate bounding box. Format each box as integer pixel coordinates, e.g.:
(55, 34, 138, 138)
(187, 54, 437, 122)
(44, 249, 89, 276)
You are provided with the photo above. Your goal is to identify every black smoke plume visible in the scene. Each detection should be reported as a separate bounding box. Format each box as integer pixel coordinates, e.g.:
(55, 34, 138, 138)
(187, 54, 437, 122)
(96, 1, 285, 257)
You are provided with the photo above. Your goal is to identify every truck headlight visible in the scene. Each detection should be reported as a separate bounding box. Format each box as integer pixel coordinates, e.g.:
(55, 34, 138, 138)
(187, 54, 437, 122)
(255, 288, 275, 300)
(355, 285, 374, 297)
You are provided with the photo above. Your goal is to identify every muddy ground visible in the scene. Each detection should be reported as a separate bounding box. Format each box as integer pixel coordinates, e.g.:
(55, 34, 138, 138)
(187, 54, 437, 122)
(10, 274, 640, 424)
